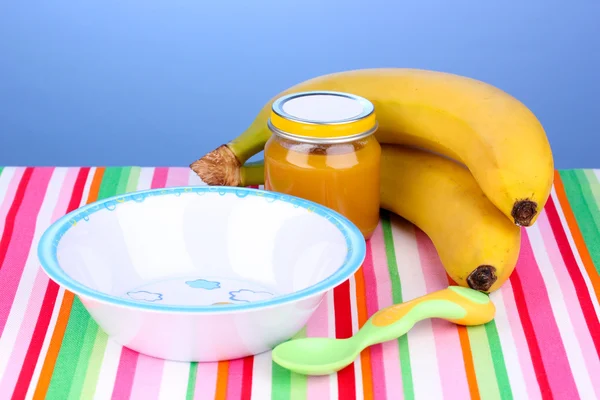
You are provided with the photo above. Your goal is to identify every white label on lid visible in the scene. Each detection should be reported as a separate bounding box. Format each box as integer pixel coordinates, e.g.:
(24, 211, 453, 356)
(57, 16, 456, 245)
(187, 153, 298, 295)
(281, 94, 365, 123)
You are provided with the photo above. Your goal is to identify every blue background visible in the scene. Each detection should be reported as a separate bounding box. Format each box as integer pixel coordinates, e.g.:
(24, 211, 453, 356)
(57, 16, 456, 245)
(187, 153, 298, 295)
(0, 1, 598, 168)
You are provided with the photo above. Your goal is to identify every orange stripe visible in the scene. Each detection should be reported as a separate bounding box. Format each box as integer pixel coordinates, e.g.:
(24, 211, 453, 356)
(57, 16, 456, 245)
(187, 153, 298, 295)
(354, 266, 373, 400)
(86, 167, 105, 204)
(456, 326, 481, 400)
(32, 168, 105, 399)
(553, 171, 600, 304)
(447, 275, 480, 400)
(215, 361, 230, 400)
(32, 292, 75, 400)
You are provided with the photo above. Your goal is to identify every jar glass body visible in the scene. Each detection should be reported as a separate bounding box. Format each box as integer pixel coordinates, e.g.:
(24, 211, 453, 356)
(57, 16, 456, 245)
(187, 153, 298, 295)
(264, 134, 381, 240)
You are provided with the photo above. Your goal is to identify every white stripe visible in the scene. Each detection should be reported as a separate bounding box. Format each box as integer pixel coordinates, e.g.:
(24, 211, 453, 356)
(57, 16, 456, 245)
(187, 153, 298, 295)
(195, 362, 220, 400)
(528, 223, 596, 397)
(349, 275, 364, 400)
(92, 339, 123, 400)
(0, 167, 20, 235)
(499, 282, 543, 400)
(327, 290, 338, 399)
(24, 288, 66, 400)
(80, 167, 96, 204)
(158, 361, 190, 400)
(389, 217, 443, 399)
(250, 352, 272, 400)
(0, 168, 67, 384)
(551, 189, 600, 316)
(488, 289, 529, 399)
(188, 169, 206, 186)
(137, 168, 155, 191)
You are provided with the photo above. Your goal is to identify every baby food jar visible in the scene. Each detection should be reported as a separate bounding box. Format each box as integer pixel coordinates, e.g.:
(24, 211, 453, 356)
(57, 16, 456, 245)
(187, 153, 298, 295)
(264, 91, 381, 240)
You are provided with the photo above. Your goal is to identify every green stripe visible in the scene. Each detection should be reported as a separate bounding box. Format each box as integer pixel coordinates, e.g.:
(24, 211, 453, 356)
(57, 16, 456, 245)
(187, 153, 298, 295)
(484, 321, 513, 400)
(80, 331, 108, 399)
(126, 167, 141, 192)
(46, 298, 95, 398)
(271, 327, 306, 400)
(290, 327, 308, 400)
(467, 325, 501, 400)
(584, 169, 600, 202)
(98, 167, 126, 200)
(116, 166, 132, 194)
(67, 317, 99, 399)
(0, 167, 4, 178)
(186, 362, 198, 400)
(78, 167, 138, 397)
(47, 168, 128, 398)
(559, 170, 600, 274)
(271, 362, 292, 400)
(576, 170, 600, 233)
(382, 213, 414, 400)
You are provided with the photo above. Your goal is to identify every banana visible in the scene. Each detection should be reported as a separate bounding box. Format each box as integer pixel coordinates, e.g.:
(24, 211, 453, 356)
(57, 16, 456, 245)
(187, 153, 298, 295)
(190, 68, 553, 226)
(229, 143, 521, 292)
(379, 144, 521, 293)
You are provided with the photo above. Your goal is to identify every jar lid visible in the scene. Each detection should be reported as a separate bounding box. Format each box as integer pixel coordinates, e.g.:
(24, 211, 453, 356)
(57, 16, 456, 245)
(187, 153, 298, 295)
(268, 91, 377, 143)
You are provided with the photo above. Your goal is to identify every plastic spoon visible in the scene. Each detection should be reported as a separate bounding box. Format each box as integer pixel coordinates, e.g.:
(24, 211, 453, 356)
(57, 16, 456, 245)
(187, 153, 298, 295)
(272, 286, 495, 375)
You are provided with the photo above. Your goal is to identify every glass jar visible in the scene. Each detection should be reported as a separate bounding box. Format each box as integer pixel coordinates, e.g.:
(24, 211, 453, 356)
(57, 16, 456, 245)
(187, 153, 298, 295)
(264, 91, 381, 240)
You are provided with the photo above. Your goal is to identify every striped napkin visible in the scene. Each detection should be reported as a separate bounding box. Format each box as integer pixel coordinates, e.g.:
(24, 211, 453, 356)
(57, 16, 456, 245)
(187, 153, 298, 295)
(0, 166, 598, 399)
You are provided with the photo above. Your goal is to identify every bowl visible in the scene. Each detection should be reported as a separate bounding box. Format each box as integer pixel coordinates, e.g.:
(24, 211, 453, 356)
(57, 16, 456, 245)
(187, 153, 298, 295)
(38, 186, 366, 362)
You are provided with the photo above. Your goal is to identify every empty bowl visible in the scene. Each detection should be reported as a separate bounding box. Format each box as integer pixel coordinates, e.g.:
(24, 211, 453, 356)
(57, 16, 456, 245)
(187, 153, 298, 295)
(38, 186, 366, 362)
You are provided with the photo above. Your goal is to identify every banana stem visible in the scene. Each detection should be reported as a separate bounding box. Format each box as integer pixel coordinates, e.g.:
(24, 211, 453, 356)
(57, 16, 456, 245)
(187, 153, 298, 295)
(240, 160, 266, 186)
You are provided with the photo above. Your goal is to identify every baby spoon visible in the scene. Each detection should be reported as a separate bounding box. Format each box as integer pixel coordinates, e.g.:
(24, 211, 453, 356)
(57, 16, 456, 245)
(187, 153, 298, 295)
(272, 286, 495, 375)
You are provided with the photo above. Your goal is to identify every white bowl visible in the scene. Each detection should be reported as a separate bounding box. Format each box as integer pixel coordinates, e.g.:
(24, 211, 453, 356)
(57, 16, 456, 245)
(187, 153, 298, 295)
(38, 186, 365, 362)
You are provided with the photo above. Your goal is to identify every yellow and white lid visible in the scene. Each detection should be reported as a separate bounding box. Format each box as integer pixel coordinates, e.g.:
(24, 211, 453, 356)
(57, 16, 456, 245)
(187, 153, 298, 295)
(268, 91, 377, 143)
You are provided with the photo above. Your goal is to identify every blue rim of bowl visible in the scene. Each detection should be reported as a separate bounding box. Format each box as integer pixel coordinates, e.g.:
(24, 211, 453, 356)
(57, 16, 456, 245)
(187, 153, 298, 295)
(37, 186, 367, 314)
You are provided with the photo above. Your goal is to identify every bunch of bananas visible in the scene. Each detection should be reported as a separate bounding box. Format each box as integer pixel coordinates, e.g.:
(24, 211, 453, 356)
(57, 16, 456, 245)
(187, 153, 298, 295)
(190, 68, 554, 293)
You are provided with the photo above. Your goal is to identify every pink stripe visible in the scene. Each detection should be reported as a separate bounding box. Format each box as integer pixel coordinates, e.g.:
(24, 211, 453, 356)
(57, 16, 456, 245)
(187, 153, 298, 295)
(361, 238, 387, 400)
(0, 168, 54, 334)
(306, 291, 330, 400)
(0, 168, 26, 235)
(500, 281, 542, 400)
(369, 223, 403, 400)
(165, 168, 191, 187)
(225, 358, 244, 400)
(111, 347, 139, 400)
(363, 227, 390, 400)
(0, 270, 49, 394)
(129, 355, 164, 400)
(0, 168, 78, 393)
(518, 231, 579, 399)
(194, 362, 218, 400)
(537, 211, 600, 398)
(151, 167, 169, 189)
(414, 229, 470, 399)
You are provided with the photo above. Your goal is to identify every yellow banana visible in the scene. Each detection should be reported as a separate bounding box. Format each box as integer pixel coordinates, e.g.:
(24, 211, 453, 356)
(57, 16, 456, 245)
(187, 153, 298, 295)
(190, 68, 553, 226)
(228, 143, 521, 292)
(379, 144, 521, 293)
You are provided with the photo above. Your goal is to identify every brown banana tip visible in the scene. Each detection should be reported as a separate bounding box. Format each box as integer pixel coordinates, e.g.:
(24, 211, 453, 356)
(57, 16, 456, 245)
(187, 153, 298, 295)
(467, 265, 497, 292)
(189, 145, 241, 186)
(511, 199, 538, 227)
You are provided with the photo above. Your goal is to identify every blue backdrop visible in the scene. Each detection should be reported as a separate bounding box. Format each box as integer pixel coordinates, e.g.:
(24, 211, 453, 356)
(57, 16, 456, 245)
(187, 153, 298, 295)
(0, 1, 598, 168)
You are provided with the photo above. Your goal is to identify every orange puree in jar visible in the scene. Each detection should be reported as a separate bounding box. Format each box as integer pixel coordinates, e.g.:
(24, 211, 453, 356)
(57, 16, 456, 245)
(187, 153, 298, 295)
(264, 91, 381, 239)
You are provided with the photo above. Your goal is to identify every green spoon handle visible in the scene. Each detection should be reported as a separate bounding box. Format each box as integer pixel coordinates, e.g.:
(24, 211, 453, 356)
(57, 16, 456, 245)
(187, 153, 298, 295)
(355, 286, 495, 348)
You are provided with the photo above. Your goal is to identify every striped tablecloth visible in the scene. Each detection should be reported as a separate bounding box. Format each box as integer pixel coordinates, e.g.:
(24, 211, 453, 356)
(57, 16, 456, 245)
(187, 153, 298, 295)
(0, 166, 599, 400)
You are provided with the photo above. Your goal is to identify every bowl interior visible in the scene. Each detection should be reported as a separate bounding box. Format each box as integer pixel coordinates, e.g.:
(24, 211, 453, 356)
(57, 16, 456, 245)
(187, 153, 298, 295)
(42, 187, 363, 310)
